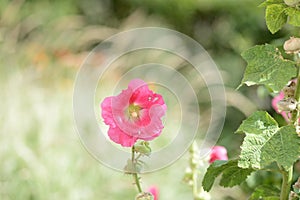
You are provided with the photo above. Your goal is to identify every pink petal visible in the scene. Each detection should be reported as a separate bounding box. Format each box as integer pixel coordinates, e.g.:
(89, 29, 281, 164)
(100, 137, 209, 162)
(129, 79, 166, 109)
(100, 79, 167, 147)
(108, 126, 137, 147)
(101, 97, 116, 128)
(271, 92, 289, 122)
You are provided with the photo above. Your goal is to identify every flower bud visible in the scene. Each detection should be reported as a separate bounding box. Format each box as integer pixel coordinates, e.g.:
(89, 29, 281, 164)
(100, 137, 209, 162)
(296, 125, 300, 136)
(134, 141, 151, 156)
(276, 98, 297, 112)
(209, 146, 228, 164)
(284, 0, 300, 7)
(183, 167, 193, 185)
(293, 177, 300, 194)
(283, 81, 296, 98)
(284, 37, 300, 54)
(135, 192, 154, 200)
(290, 191, 299, 200)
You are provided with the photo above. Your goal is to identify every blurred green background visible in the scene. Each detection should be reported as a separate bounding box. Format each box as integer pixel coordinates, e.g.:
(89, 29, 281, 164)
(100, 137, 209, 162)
(0, 0, 296, 199)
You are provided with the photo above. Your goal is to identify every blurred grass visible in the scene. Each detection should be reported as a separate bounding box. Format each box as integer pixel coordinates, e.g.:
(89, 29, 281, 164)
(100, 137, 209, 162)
(0, 0, 291, 199)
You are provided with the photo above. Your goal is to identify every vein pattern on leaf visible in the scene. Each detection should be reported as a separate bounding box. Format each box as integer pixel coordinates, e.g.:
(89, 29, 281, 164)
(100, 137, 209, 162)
(241, 44, 296, 92)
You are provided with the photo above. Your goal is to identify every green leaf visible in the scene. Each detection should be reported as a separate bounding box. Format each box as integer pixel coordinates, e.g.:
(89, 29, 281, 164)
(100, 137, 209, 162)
(249, 185, 280, 200)
(237, 111, 300, 170)
(219, 162, 255, 188)
(240, 44, 296, 93)
(237, 111, 279, 169)
(202, 160, 254, 192)
(261, 125, 300, 170)
(259, 0, 284, 7)
(286, 7, 300, 27)
(265, 4, 288, 33)
(236, 111, 278, 135)
(202, 160, 227, 192)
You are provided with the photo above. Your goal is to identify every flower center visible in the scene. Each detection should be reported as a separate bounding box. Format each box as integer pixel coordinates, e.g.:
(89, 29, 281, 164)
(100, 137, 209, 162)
(127, 104, 141, 121)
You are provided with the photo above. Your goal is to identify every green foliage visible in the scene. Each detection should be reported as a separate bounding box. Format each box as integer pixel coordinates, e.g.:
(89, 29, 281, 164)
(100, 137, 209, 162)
(265, 4, 287, 34)
(249, 185, 280, 200)
(202, 160, 254, 192)
(261, 125, 300, 170)
(237, 111, 300, 170)
(240, 44, 296, 93)
(237, 111, 278, 169)
(261, 0, 300, 33)
(236, 111, 278, 135)
(285, 7, 300, 27)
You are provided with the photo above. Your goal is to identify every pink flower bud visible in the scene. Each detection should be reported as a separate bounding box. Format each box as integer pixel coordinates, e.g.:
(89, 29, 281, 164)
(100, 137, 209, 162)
(147, 186, 159, 200)
(209, 146, 228, 164)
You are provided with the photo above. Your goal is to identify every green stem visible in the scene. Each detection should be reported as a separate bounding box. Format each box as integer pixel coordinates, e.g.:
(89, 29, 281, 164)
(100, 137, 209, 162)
(132, 146, 142, 193)
(280, 166, 293, 200)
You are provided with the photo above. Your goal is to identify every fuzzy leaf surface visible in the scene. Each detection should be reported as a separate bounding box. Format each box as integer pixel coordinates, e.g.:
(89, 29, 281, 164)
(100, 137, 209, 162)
(237, 111, 279, 169)
(261, 125, 300, 170)
(241, 44, 296, 92)
(265, 4, 287, 33)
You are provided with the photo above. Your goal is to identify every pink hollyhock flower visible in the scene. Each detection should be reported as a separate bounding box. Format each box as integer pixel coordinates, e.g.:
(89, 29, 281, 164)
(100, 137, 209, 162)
(272, 92, 289, 122)
(101, 79, 167, 147)
(147, 186, 159, 200)
(209, 146, 228, 164)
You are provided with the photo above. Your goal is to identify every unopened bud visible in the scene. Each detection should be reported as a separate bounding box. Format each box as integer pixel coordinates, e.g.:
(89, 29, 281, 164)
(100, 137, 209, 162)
(277, 98, 297, 112)
(283, 81, 296, 98)
(284, 0, 300, 7)
(284, 37, 300, 54)
(183, 167, 193, 184)
(134, 141, 151, 156)
(289, 191, 299, 200)
(296, 125, 300, 136)
(135, 192, 154, 200)
(293, 177, 300, 194)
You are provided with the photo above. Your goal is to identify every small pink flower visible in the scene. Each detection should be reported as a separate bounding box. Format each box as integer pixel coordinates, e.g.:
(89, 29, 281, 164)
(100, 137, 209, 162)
(101, 79, 167, 147)
(147, 186, 159, 200)
(272, 92, 289, 122)
(209, 146, 228, 164)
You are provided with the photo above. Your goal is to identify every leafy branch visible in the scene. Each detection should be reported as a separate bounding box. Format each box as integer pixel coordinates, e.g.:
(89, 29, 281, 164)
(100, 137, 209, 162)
(202, 1, 300, 199)
(260, 0, 300, 34)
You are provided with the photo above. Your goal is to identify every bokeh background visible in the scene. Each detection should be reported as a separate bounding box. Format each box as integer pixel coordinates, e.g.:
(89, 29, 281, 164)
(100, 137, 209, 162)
(0, 0, 296, 199)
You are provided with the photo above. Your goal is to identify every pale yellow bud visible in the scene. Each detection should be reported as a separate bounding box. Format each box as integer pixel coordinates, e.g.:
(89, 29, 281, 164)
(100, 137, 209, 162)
(283, 37, 300, 54)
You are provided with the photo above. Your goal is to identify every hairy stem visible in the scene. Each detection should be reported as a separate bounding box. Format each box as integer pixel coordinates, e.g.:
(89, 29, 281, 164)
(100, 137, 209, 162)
(280, 166, 293, 200)
(132, 146, 142, 193)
